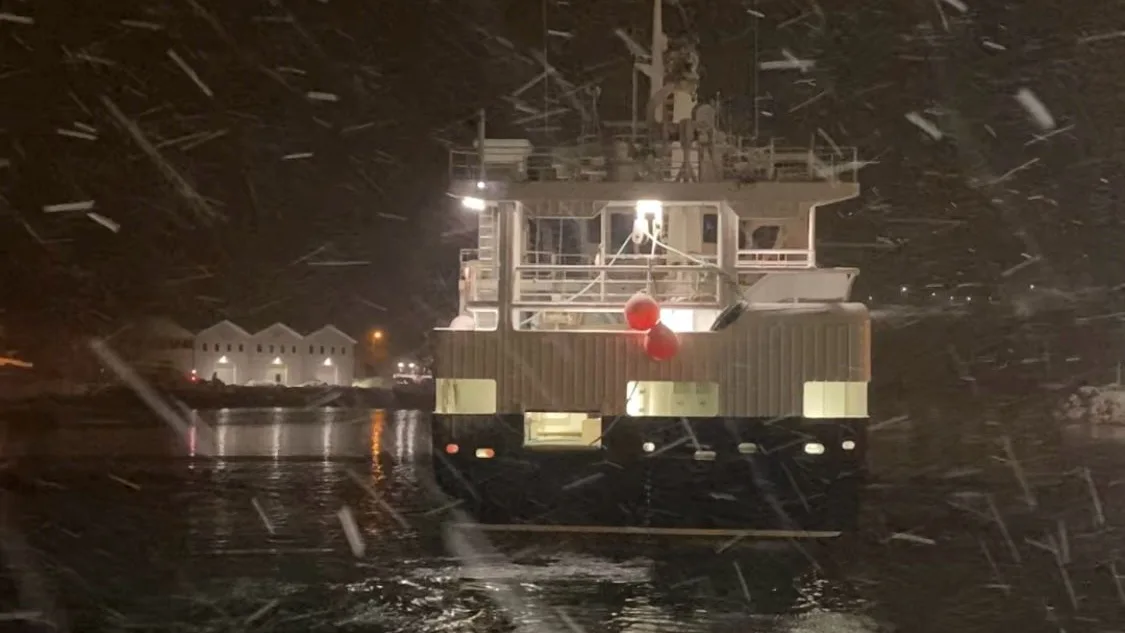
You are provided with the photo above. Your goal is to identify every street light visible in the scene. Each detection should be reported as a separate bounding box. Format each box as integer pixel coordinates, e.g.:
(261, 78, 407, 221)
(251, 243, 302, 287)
(371, 329, 384, 342)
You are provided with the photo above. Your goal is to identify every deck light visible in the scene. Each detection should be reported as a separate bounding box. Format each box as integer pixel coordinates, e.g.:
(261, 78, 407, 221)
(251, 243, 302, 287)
(462, 196, 486, 211)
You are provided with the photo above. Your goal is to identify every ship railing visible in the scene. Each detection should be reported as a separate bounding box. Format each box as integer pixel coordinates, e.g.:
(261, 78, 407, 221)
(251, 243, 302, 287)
(461, 273, 722, 306)
(512, 263, 721, 305)
(461, 247, 725, 305)
(735, 249, 814, 269)
(449, 140, 858, 184)
(518, 251, 714, 266)
(727, 142, 859, 183)
(463, 248, 720, 273)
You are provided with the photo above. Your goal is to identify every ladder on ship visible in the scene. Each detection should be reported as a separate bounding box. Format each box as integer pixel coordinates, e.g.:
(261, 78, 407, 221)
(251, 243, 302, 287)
(478, 208, 495, 261)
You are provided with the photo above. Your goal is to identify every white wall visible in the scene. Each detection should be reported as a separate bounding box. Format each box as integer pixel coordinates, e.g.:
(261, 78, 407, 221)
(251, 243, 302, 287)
(250, 325, 304, 386)
(301, 330, 356, 386)
(194, 324, 251, 385)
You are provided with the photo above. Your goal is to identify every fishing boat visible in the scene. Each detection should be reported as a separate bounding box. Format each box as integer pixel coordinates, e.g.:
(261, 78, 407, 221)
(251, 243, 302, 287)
(391, 360, 435, 406)
(430, 1, 868, 535)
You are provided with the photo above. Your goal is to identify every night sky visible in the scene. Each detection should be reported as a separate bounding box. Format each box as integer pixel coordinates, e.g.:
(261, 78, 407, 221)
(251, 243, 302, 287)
(2, 0, 1124, 354)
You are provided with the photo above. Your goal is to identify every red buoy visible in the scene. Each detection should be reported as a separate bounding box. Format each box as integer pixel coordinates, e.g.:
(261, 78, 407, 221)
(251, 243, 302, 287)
(624, 292, 660, 331)
(644, 322, 679, 361)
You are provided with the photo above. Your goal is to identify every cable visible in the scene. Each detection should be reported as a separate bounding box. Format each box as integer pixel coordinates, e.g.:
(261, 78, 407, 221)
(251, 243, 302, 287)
(516, 234, 635, 327)
(642, 228, 747, 308)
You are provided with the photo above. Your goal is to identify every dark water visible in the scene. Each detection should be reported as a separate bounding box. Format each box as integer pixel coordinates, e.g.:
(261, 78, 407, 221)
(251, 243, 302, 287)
(0, 408, 1122, 632)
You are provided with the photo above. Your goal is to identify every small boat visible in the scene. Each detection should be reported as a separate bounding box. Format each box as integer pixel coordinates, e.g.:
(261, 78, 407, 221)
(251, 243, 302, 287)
(391, 364, 435, 406)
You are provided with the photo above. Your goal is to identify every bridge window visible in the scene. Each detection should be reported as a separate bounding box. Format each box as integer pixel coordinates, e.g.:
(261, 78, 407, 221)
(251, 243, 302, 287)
(609, 212, 634, 248)
(702, 213, 717, 244)
(752, 225, 781, 249)
(586, 217, 601, 242)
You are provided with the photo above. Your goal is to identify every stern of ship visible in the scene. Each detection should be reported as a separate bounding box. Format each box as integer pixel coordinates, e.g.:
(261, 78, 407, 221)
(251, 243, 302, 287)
(433, 412, 866, 533)
(430, 302, 870, 535)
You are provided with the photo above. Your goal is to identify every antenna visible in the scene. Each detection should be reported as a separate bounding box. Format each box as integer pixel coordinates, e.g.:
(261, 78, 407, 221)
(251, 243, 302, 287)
(477, 108, 486, 183)
(631, 55, 639, 141)
(650, 0, 665, 101)
(752, 0, 760, 140)
(541, 0, 550, 136)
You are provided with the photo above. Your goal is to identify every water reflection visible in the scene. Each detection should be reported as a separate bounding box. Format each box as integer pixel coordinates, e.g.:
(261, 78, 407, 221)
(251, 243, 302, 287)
(204, 408, 382, 459)
(4, 406, 889, 632)
(371, 409, 385, 484)
(1066, 422, 1125, 442)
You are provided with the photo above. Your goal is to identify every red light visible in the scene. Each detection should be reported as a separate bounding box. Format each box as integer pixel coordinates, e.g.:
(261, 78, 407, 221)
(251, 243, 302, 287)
(445, 443, 459, 454)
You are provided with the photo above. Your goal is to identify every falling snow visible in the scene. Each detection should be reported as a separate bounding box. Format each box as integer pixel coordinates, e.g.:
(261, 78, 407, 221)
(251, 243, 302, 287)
(0, 1, 1124, 631)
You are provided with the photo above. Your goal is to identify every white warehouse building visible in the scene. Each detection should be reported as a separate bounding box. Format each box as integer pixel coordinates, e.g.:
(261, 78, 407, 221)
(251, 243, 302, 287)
(192, 320, 357, 387)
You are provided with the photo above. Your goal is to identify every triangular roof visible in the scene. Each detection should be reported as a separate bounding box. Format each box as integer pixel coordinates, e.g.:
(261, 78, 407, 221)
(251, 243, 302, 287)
(108, 317, 195, 340)
(196, 320, 252, 338)
(142, 317, 195, 338)
(305, 324, 357, 344)
(252, 322, 304, 339)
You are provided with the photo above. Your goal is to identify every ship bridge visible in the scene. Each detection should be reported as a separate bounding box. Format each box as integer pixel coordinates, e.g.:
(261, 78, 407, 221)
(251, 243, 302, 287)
(450, 135, 861, 332)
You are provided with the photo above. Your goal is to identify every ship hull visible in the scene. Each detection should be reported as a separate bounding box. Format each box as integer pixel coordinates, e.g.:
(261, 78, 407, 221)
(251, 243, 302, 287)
(432, 414, 866, 534)
(391, 382, 435, 409)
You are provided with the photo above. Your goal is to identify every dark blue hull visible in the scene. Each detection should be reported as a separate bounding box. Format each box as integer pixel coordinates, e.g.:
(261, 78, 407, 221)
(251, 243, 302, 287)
(432, 415, 866, 534)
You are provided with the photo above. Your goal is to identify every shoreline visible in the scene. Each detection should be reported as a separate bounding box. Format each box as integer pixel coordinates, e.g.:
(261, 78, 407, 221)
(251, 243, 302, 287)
(0, 385, 435, 419)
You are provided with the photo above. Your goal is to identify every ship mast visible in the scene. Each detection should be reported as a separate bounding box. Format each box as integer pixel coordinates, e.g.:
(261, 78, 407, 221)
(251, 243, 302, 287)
(634, 0, 666, 114)
(650, 0, 665, 103)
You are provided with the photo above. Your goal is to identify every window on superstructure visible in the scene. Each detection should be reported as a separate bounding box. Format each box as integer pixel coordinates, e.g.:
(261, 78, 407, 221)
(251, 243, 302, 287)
(609, 212, 634, 249)
(702, 213, 717, 244)
(586, 217, 601, 243)
(752, 225, 781, 249)
(525, 217, 596, 265)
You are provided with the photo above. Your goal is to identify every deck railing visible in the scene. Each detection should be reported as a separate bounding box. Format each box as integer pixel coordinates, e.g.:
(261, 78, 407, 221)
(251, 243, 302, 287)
(735, 249, 814, 269)
(449, 139, 858, 185)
